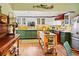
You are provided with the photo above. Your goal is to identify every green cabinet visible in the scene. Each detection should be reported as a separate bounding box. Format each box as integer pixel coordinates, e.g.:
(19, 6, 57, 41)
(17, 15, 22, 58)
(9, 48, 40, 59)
(26, 30, 32, 38)
(31, 31, 37, 38)
(61, 32, 71, 46)
(16, 30, 37, 39)
(16, 30, 26, 39)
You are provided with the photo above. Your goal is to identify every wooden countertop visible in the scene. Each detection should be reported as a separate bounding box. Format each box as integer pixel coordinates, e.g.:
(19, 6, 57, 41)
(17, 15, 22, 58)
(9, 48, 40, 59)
(0, 34, 20, 55)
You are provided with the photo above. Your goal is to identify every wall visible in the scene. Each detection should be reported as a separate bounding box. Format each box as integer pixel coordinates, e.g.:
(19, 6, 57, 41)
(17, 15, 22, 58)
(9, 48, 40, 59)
(16, 17, 55, 26)
(0, 3, 13, 15)
(15, 11, 65, 26)
(16, 17, 63, 26)
(44, 18, 54, 25)
(14, 11, 60, 16)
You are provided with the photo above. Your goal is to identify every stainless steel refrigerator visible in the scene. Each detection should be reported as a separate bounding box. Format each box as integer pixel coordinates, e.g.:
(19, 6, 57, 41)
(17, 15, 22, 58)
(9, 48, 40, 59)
(71, 16, 79, 51)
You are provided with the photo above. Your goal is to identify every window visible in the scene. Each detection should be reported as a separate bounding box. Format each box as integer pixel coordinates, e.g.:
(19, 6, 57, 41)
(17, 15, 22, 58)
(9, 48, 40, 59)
(22, 18, 26, 25)
(37, 18, 40, 24)
(42, 18, 45, 24)
(28, 22, 35, 26)
(16, 18, 21, 25)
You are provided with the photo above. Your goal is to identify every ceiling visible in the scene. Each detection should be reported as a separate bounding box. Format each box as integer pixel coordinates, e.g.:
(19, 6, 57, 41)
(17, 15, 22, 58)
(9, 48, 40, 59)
(10, 3, 79, 12)
(10, 3, 55, 11)
(10, 3, 79, 16)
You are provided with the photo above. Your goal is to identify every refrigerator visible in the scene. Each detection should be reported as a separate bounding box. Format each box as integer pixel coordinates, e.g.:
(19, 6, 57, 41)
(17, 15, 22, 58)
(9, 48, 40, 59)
(71, 16, 79, 51)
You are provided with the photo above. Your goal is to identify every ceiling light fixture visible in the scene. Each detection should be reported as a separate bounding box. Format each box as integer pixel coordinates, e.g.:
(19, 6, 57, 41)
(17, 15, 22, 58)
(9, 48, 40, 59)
(33, 4, 54, 9)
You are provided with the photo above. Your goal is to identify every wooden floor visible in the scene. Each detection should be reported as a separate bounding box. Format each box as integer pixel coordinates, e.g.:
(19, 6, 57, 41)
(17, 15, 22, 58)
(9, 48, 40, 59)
(19, 39, 79, 56)
(56, 44, 79, 56)
(19, 39, 44, 56)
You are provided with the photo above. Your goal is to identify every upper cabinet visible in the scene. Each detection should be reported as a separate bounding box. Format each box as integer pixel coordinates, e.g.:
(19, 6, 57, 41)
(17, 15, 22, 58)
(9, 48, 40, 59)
(64, 12, 75, 25)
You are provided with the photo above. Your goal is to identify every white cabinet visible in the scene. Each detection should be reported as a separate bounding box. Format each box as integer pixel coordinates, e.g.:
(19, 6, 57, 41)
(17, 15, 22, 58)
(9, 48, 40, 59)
(64, 13, 75, 25)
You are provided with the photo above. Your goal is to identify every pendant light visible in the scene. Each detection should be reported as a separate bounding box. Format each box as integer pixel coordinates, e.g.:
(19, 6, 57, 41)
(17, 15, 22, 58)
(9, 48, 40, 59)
(33, 4, 54, 9)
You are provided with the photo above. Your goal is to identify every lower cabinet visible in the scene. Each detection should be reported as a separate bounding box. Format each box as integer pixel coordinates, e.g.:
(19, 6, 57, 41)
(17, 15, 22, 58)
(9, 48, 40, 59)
(61, 32, 71, 47)
(16, 30, 37, 39)
(31, 31, 37, 38)
(26, 30, 31, 38)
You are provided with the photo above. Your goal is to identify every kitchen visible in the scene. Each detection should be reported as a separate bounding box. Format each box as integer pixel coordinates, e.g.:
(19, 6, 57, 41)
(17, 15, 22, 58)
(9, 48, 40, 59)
(0, 3, 79, 56)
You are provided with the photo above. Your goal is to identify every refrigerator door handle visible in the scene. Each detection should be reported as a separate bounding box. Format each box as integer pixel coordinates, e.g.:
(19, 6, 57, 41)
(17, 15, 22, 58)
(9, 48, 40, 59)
(72, 37, 79, 40)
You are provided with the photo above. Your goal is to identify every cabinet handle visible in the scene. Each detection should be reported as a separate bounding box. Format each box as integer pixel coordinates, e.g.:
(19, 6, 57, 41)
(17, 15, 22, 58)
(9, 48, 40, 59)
(76, 32, 79, 34)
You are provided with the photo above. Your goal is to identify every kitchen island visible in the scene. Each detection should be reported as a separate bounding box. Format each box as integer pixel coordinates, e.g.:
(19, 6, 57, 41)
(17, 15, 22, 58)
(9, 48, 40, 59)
(16, 30, 37, 39)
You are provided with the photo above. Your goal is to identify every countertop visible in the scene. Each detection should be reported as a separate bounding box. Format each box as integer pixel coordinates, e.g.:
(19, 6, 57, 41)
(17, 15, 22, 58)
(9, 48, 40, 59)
(16, 29, 37, 30)
(0, 34, 20, 55)
(25, 29, 37, 30)
(52, 29, 71, 33)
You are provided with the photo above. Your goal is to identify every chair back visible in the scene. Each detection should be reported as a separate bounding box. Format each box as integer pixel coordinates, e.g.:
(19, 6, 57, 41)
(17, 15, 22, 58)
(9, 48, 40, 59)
(63, 41, 73, 56)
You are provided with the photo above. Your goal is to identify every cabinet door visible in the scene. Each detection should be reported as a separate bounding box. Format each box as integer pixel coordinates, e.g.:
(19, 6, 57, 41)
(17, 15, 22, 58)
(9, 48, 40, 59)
(16, 30, 20, 34)
(16, 30, 18, 34)
(61, 32, 65, 43)
(20, 30, 26, 39)
(61, 36, 65, 43)
(26, 30, 32, 38)
(65, 33, 71, 46)
(31, 31, 37, 38)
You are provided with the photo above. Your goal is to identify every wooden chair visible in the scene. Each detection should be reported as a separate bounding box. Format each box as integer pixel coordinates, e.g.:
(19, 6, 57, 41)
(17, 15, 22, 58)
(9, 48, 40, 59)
(63, 41, 73, 56)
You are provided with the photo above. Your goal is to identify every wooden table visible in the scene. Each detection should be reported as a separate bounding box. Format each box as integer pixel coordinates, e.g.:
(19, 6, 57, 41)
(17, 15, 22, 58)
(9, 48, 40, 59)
(0, 34, 20, 56)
